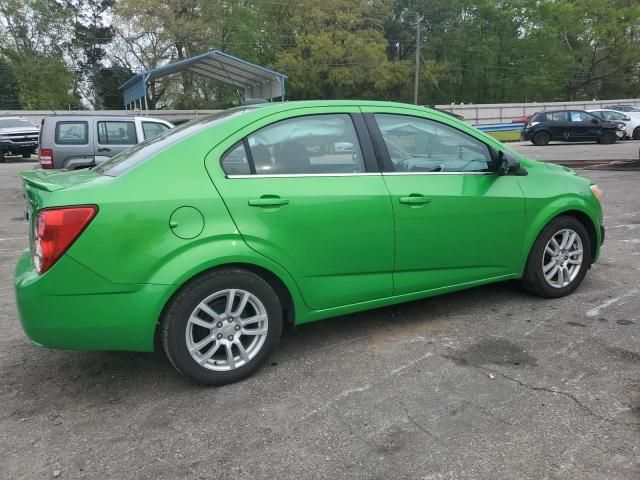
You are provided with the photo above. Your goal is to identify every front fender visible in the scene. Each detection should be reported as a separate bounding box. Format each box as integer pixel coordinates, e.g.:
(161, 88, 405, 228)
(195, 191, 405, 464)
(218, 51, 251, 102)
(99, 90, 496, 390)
(517, 193, 601, 274)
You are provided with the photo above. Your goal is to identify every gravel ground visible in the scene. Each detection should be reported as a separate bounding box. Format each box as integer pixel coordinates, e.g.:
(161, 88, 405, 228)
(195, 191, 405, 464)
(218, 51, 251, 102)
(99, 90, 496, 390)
(0, 162, 638, 480)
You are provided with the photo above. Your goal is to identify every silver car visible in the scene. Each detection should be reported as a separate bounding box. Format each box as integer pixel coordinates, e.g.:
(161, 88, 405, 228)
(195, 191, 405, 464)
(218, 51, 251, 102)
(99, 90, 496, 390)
(38, 115, 173, 169)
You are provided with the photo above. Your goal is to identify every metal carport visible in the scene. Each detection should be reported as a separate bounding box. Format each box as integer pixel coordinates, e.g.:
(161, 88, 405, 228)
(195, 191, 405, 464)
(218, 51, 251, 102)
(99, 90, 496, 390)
(120, 50, 287, 109)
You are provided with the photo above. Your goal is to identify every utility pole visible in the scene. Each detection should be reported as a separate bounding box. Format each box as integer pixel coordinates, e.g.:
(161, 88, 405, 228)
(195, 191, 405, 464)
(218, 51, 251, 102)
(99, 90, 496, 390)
(413, 13, 423, 105)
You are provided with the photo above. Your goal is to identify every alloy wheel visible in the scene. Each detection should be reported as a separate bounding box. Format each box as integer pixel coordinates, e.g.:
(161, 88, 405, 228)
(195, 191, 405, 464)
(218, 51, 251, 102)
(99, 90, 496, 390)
(542, 228, 583, 288)
(185, 289, 269, 371)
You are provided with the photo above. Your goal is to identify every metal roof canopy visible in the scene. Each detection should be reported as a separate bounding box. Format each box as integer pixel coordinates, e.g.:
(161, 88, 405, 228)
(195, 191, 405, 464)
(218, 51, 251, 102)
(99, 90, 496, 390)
(120, 50, 287, 109)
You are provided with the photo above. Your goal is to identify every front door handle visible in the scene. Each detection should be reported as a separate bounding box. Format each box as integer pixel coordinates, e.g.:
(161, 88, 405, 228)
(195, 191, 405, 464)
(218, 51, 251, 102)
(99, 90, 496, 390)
(399, 194, 431, 205)
(97, 148, 111, 152)
(248, 196, 289, 207)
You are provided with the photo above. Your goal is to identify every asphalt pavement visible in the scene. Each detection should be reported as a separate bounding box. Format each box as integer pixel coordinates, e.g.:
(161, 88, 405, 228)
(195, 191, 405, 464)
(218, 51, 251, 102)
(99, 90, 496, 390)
(0, 161, 639, 480)
(510, 139, 640, 163)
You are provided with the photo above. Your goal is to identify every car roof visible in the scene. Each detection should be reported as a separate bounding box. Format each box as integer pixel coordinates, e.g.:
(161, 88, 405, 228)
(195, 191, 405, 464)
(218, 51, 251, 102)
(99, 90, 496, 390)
(41, 114, 169, 121)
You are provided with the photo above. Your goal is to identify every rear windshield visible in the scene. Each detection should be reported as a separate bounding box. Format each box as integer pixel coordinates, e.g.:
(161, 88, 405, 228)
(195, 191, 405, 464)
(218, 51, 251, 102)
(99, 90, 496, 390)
(93, 108, 252, 176)
(0, 118, 36, 128)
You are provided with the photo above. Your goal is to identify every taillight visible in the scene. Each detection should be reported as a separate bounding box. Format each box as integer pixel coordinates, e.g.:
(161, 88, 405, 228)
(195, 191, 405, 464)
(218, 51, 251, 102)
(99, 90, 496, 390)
(32, 206, 97, 274)
(38, 148, 53, 169)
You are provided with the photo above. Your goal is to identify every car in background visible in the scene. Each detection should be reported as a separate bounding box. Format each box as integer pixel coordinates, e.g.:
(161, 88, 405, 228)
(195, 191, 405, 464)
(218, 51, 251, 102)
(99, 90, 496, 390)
(521, 110, 621, 146)
(512, 114, 531, 124)
(38, 115, 173, 169)
(0, 117, 39, 162)
(588, 109, 640, 140)
(15, 100, 604, 385)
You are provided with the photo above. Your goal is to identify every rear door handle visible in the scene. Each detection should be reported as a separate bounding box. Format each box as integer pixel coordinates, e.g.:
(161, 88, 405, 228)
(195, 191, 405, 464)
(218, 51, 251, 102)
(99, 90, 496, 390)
(248, 196, 289, 207)
(97, 148, 111, 152)
(399, 194, 431, 205)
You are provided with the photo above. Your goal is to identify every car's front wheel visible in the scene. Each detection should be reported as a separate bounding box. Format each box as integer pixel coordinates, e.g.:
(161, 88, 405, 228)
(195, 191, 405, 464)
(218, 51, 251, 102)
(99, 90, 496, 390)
(633, 127, 640, 140)
(522, 216, 591, 298)
(598, 131, 616, 144)
(161, 268, 283, 385)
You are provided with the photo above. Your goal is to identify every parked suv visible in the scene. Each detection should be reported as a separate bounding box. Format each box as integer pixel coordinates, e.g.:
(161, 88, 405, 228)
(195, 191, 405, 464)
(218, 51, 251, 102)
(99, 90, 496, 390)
(521, 110, 622, 146)
(38, 115, 173, 169)
(0, 117, 39, 161)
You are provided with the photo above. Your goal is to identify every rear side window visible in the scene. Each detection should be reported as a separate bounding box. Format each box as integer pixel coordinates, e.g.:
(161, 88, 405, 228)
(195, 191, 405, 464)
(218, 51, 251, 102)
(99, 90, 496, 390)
(545, 112, 568, 122)
(97, 121, 137, 145)
(221, 141, 251, 175)
(142, 122, 170, 140)
(374, 114, 492, 172)
(245, 114, 365, 175)
(55, 121, 88, 145)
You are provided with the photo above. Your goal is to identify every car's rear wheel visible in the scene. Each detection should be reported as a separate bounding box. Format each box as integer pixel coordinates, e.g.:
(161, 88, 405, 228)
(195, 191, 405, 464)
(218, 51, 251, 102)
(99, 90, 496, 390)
(598, 131, 616, 144)
(161, 268, 283, 385)
(522, 216, 591, 298)
(532, 132, 550, 146)
(633, 127, 640, 140)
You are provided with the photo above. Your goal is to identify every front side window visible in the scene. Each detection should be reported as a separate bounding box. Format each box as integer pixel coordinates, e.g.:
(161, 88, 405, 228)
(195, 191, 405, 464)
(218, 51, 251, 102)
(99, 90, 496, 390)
(142, 121, 170, 140)
(97, 121, 137, 145)
(374, 114, 492, 172)
(245, 114, 365, 175)
(569, 111, 592, 122)
(55, 121, 88, 145)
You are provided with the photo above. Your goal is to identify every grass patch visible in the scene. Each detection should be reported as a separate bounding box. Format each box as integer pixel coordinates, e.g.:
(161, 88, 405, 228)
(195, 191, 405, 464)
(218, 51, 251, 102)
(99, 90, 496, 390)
(487, 130, 522, 142)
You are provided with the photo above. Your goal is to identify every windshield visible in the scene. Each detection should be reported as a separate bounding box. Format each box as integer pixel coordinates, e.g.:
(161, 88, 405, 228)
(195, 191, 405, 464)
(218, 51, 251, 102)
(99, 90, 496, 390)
(0, 118, 35, 128)
(93, 108, 251, 176)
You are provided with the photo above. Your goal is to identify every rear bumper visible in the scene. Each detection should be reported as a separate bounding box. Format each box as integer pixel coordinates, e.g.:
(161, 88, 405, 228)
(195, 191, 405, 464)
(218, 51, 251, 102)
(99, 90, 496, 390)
(14, 251, 170, 352)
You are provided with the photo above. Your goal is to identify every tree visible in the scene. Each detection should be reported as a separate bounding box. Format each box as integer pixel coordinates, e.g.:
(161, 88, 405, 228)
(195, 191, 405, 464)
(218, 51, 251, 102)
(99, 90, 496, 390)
(0, 57, 21, 108)
(0, 0, 81, 108)
(63, 0, 116, 108)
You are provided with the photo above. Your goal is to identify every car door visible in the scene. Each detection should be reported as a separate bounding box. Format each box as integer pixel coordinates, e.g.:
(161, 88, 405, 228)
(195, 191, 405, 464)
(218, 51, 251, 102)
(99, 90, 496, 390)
(361, 107, 526, 295)
(568, 111, 598, 141)
(206, 108, 395, 310)
(545, 111, 570, 140)
(94, 119, 138, 163)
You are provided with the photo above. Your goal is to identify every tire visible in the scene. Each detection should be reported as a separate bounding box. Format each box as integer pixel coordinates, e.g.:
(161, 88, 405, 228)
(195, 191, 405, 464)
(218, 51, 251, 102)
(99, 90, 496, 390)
(0, 152, 5, 163)
(598, 131, 616, 144)
(633, 127, 640, 140)
(22, 153, 31, 159)
(522, 216, 591, 298)
(532, 131, 550, 146)
(161, 268, 283, 385)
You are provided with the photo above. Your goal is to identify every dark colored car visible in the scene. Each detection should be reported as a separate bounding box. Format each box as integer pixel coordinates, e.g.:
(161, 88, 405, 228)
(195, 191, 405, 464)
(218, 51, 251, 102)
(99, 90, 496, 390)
(521, 110, 622, 146)
(0, 117, 39, 161)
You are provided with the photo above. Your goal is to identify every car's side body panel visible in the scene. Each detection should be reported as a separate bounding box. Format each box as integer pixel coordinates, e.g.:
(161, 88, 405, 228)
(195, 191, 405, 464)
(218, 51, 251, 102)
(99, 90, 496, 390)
(14, 100, 605, 353)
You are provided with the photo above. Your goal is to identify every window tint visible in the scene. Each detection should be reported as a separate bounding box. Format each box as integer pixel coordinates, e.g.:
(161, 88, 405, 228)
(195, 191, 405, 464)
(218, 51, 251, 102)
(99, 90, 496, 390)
(246, 114, 365, 175)
(142, 121, 170, 139)
(590, 111, 605, 120)
(221, 141, 251, 175)
(374, 114, 492, 172)
(545, 111, 568, 122)
(569, 111, 591, 122)
(55, 121, 88, 145)
(605, 111, 625, 121)
(97, 121, 137, 145)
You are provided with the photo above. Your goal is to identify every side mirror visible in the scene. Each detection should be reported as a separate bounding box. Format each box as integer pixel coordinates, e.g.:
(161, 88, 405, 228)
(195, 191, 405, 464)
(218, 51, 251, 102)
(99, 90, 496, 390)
(591, 118, 599, 124)
(625, 116, 631, 121)
(496, 150, 525, 176)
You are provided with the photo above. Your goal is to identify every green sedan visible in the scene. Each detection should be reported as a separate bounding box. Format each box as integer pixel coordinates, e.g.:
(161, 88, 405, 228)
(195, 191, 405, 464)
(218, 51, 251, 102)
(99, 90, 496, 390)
(15, 101, 604, 385)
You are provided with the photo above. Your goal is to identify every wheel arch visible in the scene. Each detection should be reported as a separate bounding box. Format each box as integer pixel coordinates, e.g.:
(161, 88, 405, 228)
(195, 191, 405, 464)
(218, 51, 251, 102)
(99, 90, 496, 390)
(519, 204, 600, 275)
(153, 261, 299, 352)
